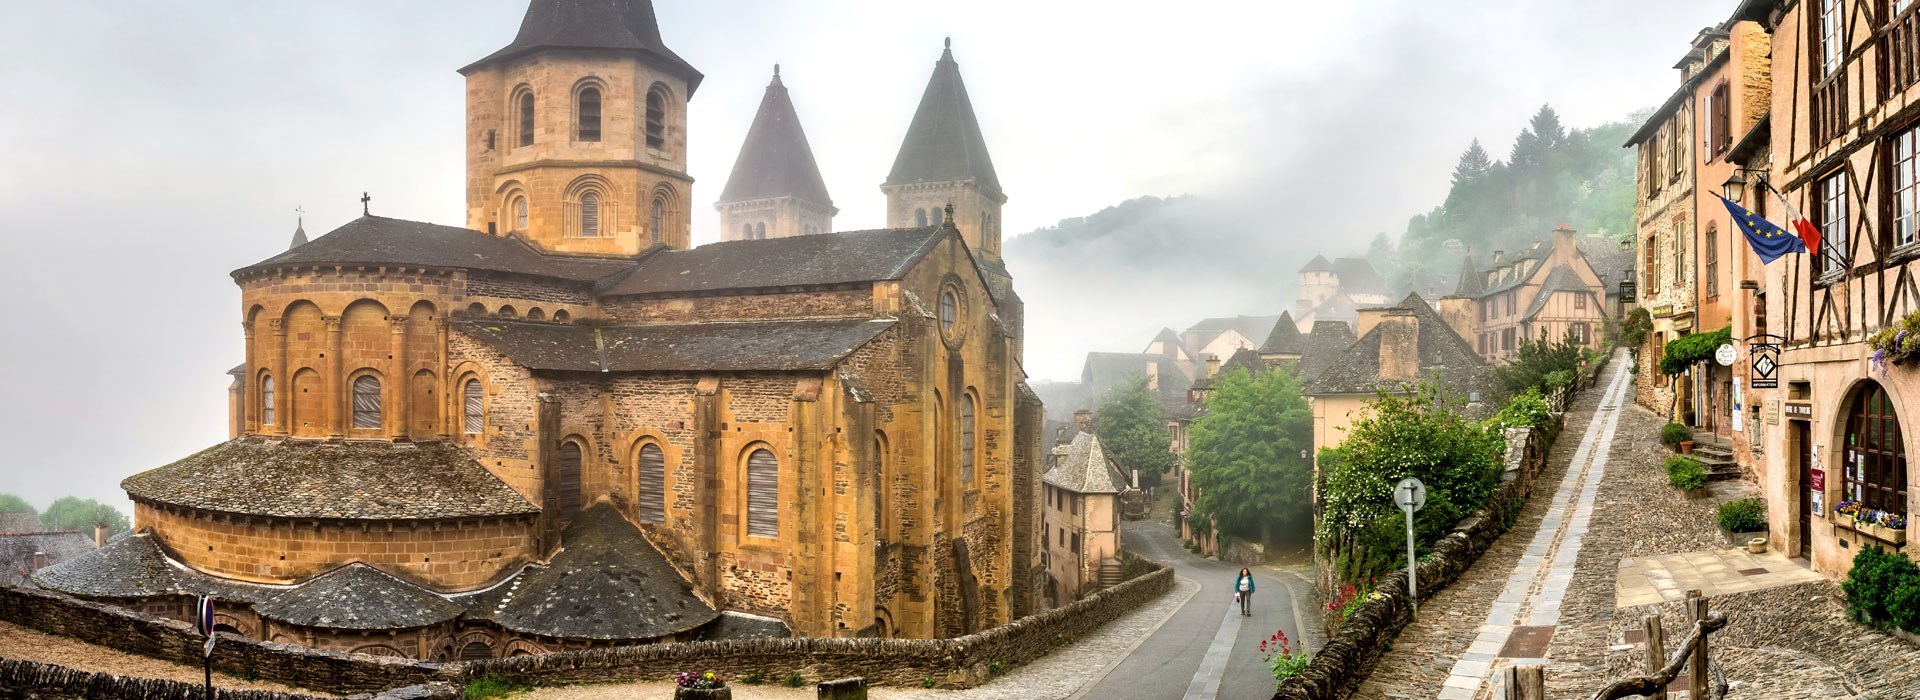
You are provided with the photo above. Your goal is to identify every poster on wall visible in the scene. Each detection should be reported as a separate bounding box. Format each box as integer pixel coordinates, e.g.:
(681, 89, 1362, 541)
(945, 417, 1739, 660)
(1732, 378, 1744, 433)
(1812, 468, 1825, 515)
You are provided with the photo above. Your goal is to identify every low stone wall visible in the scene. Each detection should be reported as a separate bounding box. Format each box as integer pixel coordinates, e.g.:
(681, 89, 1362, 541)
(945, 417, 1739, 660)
(455, 564, 1174, 689)
(0, 586, 443, 695)
(1279, 421, 1557, 700)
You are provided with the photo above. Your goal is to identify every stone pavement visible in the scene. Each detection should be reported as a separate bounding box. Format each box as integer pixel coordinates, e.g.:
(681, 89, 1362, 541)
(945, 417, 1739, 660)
(1614, 547, 1822, 607)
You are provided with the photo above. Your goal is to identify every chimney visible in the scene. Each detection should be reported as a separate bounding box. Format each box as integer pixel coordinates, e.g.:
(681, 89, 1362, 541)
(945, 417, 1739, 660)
(1357, 307, 1392, 338)
(1205, 354, 1221, 379)
(1553, 224, 1577, 254)
(1145, 361, 1159, 391)
(1492, 250, 1505, 264)
(31, 551, 45, 572)
(1073, 409, 1094, 435)
(1377, 309, 1421, 382)
(94, 522, 108, 549)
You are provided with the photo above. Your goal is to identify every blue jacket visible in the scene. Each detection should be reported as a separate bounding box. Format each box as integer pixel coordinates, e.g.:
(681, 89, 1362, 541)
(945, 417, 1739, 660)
(1235, 574, 1256, 593)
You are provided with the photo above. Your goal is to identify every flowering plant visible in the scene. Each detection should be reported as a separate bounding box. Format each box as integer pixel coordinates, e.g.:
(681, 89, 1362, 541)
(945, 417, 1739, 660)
(674, 671, 726, 690)
(1868, 312, 1920, 374)
(1325, 579, 1372, 628)
(1836, 502, 1908, 530)
(1259, 628, 1310, 688)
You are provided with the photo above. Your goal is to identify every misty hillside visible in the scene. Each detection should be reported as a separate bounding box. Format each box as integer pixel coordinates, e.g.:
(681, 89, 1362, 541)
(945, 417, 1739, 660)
(1003, 105, 1644, 381)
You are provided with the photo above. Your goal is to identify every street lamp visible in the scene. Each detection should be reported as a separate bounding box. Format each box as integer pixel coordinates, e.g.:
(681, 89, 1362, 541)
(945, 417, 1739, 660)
(1721, 172, 1747, 201)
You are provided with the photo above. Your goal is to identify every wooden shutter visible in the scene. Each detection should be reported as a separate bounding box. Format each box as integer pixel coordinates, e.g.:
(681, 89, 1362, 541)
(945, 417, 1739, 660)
(557, 442, 583, 521)
(637, 444, 666, 525)
(746, 449, 779, 538)
(463, 380, 484, 434)
(351, 376, 382, 430)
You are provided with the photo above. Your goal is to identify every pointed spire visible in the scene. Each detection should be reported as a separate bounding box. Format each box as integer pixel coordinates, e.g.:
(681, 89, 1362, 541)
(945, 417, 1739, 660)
(718, 65, 833, 207)
(461, 0, 702, 94)
(1452, 248, 1484, 297)
(289, 214, 308, 250)
(886, 38, 1001, 196)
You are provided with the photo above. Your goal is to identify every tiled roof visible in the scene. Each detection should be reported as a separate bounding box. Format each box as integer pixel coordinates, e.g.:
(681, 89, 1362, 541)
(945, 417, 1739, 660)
(886, 41, 1002, 196)
(0, 532, 94, 588)
(1298, 255, 1334, 273)
(237, 216, 635, 282)
(694, 612, 793, 641)
(1304, 294, 1494, 397)
(1577, 236, 1635, 296)
(719, 69, 833, 207)
(121, 439, 539, 521)
(1258, 312, 1304, 355)
(31, 534, 187, 599)
(1043, 433, 1127, 494)
(1296, 320, 1358, 383)
(455, 318, 894, 373)
(253, 564, 462, 631)
(1451, 252, 1484, 297)
(1521, 265, 1599, 321)
(597, 226, 947, 296)
(0, 513, 41, 533)
(1330, 258, 1388, 296)
(466, 503, 717, 640)
(460, 0, 703, 94)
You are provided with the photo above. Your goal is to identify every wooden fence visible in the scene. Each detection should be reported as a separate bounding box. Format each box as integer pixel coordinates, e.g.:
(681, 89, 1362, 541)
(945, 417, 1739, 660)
(1502, 590, 1727, 700)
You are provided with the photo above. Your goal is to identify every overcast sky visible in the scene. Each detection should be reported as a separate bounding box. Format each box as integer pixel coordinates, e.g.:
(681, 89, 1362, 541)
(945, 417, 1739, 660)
(0, 0, 1732, 510)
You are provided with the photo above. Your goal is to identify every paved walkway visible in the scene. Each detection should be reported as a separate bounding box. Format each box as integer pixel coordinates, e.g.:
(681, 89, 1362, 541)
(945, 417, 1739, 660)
(1614, 547, 1822, 607)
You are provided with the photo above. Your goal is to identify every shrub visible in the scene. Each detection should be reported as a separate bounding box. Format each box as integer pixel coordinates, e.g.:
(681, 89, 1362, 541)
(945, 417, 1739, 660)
(1498, 329, 1584, 396)
(1716, 497, 1766, 533)
(1665, 456, 1706, 491)
(463, 677, 532, 700)
(1490, 389, 1552, 431)
(1659, 422, 1692, 445)
(1660, 326, 1732, 376)
(742, 671, 765, 685)
(785, 673, 804, 688)
(1843, 546, 1920, 630)
(1621, 308, 1652, 349)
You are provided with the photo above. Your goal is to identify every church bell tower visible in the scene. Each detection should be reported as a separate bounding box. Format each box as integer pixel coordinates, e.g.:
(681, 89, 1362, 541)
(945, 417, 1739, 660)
(460, 0, 703, 255)
(883, 39, 1007, 259)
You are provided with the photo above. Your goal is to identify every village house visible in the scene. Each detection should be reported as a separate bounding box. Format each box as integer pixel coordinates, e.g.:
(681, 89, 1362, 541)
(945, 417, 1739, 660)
(1041, 432, 1128, 608)
(32, 0, 1044, 657)
(1293, 256, 1391, 332)
(1439, 226, 1619, 363)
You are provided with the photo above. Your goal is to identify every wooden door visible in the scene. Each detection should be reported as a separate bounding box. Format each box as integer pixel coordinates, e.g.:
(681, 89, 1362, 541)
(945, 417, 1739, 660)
(1796, 421, 1813, 559)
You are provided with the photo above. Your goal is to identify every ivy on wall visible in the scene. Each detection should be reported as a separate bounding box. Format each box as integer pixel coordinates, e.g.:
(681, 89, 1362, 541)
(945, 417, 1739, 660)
(1659, 326, 1732, 376)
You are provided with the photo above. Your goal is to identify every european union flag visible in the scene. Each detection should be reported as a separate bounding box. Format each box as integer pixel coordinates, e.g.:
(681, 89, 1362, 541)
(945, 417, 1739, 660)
(1719, 195, 1806, 264)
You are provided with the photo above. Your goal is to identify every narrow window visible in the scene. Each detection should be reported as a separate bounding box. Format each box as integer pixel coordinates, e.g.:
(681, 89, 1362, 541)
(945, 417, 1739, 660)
(580, 192, 600, 237)
(915, 209, 929, 228)
(746, 448, 779, 538)
(518, 92, 535, 147)
(754, 222, 766, 240)
(1706, 224, 1720, 298)
(645, 89, 666, 149)
(650, 198, 664, 243)
(351, 375, 382, 430)
(874, 437, 888, 542)
(959, 394, 976, 484)
(939, 290, 958, 334)
(740, 223, 752, 240)
(637, 443, 666, 525)
(463, 379, 484, 434)
(260, 375, 276, 426)
(576, 87, 601, 142)
(512, 196, 529, 232)
(1818, 170, 1849, 275)
(1712, 83, 1732, 156)
(1819, 0, 1844, 78)
(1071, 532, 1080, 553)
(1574, 292, 1588, 311)
(1896, 125, 1920, 247)
(556, 441, 583, 521)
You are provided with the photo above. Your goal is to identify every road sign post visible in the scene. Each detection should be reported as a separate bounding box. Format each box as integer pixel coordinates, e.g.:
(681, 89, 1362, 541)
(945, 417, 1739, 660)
(1395, 478, 1427, 617)
(198, 595, 216, 699)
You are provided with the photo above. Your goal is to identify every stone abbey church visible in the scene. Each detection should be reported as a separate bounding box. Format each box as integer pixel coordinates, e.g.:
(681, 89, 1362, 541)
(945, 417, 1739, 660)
(33, 0, 1044, 660)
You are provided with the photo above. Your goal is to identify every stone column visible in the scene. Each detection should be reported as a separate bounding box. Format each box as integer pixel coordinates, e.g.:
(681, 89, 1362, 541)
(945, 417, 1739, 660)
(436, 318, 452, 439)
(269, 320, 288, 436)
(790, 378, 827, 636)
(693, 377, 722, 604)
(388, 315, 409, 440)
(323, 315, 343, 438)
(240, 320, 256, 434)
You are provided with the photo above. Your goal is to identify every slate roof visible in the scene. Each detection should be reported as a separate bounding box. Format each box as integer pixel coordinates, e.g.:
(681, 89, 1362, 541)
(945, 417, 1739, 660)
(455, 318, 894, 373)
(720, 69, 833, 207)
(1451, 252, 1484, 297)
(1187, 315, 1283, 341)
(461, 0, 703, 94)
(1149, 328, 1183, 349)
(1330, 258, 1388, 296)
(1577, 236, 1635, 298)
(0, 532, 94, 588)
(1258, 312, 1305, 356)
(1303, 294, 1493, 397)
(1296, 320, 1358, 383)
(1302, 292, 1360, 324)
(238, 216, 634, 282)
(253, 564, 462, 631)
(1081, 352, 1192, 405)
(31, 534, 188, 599)
(0, 513, 41, 534)
(465, 502, 717, 640)
(598, 226, 947, 296)
(1298, 255, 1334, 274)
(886, 41, 1002, 197)
(122, 439, 539, 521)
(694, 612, 793, 641)
(1043, 433, 1127, 494)
(1521, 265, 1600, 321)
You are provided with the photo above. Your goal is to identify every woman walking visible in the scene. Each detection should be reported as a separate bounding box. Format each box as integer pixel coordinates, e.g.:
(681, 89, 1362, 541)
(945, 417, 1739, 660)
(1235, 568, 1256, 616)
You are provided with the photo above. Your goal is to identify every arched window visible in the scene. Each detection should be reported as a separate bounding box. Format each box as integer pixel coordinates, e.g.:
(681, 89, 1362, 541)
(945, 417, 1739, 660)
(512, 196, 528, 231)
(916, 209, 929, 227)
(746, 448, 778, 538)
(466, 302, 487, 318)
(959, 393, 976, 483)
(460, 642, 492, 662)
(498, 305, 518, 319)
(740, 223, 753, 240)
(351, 375, 382, 430)
(526, 307, 546, 321)
(579, 192, 600, 237)
(754, 222, 766, 240)
(650, 197, 664, 243)
(645, 87, 667, 149)
(939, 290, 958, 335)
(518, 92, 535, 147)
(260, 374, 276, 426)
(1843, 382, 1908, 515)
(576, 87, 601, 142)
(637, 443, 666, 524)
(552, 310, 571, 323)
(463, 379, 484, 435)
(557, 441, 584, 520)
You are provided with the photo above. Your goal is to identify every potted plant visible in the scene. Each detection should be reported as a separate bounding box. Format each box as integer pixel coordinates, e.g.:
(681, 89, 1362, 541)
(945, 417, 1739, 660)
(674, 672, 731, 700)
(1867, 311, 1920, 374)
(1865, 511, 1909, 546)
(1834, 501, 1861, 530)
(1660, 422, 1693, 454)
(1716, 497, 1766, 547)
(1666, 456, 1708, 496)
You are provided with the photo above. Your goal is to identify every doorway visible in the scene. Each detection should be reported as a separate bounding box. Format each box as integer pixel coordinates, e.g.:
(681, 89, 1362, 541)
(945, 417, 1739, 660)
(1794, 420, 1813, 559)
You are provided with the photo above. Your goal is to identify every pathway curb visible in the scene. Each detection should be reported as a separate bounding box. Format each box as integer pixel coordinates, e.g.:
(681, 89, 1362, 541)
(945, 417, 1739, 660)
(1063, 574, 1202, 700)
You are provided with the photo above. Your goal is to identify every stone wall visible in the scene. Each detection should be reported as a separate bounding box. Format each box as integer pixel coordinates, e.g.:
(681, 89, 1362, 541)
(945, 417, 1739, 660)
(0, 658, 459, 700)
(455, 565, 1174, 689)
(1278, 422, 1555, 700)
(0, 586, 444, 695)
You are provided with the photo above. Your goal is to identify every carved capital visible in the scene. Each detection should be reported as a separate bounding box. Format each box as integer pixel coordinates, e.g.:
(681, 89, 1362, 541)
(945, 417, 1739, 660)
(388, 315, 410, 331)
(322, 316, 343, 331)
(267, 319, 286, 336)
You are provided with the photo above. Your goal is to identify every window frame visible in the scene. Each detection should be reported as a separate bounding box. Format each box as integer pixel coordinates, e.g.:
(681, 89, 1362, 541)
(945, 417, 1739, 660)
(1706, 223, 1720, 299)
(635, 442, 667, 525)
(260, 373, 276, 426)
(644, 85, 669, 151)
(1842, 381, 1908, 516)
(513, 195, 529, 232)
(462, 378, 484, 436)
(1892, 123, 1920, 249)
(555, 440, 585, 521)
(745, 447, 780, 540)
(1818, 0, 1845, 79)
(575, 85, 601, 142)
(959, 392, 976, 484)
(516, 90, 536, 148)
(579, 191, 601, 238)
(1816, 169, 1850, 278)
(350, 374, 383, 431)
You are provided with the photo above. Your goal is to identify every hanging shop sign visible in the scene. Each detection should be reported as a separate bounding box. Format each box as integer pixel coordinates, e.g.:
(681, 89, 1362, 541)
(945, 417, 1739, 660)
(1748, 338, 1781, 389)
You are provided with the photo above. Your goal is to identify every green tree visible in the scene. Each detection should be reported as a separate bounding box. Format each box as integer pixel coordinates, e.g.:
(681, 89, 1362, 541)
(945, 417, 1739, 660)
(0, 493, 33, 515)
(1497, 329, 1585, 396)
(1094, 374, 1174, 484)
(41, 497, 129, 535)
(1185, 368, 1314, 542)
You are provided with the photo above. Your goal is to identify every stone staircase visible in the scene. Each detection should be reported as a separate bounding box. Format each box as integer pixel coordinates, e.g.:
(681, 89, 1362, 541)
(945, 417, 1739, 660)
(1690, 434, 1743, 482)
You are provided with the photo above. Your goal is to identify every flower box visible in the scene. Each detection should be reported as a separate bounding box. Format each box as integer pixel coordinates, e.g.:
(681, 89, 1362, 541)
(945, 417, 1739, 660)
(1835, 512, 1856, 530)
(1866, 522, 1909, 546)
(674, 688, 732, 700)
